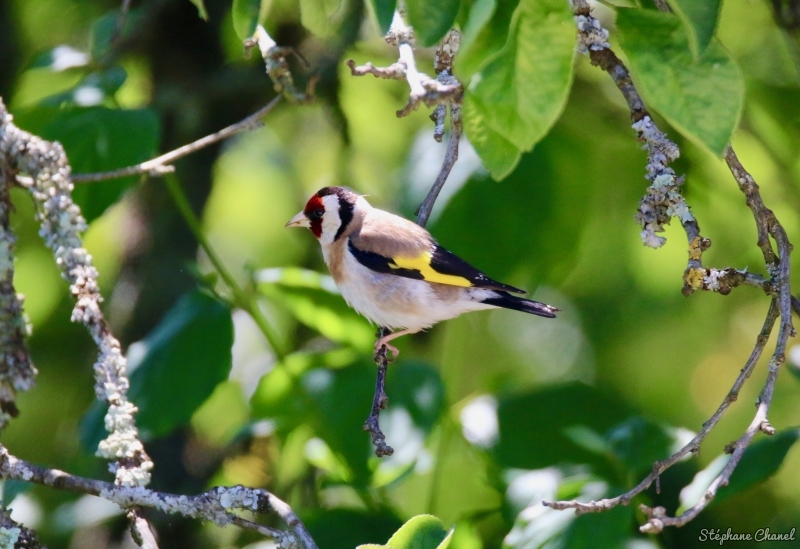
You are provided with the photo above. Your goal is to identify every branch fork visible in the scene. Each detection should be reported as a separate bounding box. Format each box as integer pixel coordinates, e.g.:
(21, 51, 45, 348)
(245, 25, 317, 105)
(548, 1, 796, 533)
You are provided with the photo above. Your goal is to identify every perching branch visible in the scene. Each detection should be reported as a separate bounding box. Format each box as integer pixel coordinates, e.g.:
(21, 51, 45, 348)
(0, 444, 317, 549)
(547, 2, 796, 533)
(72, 95, 282, 183)
(349, 16, 464, 455)
(364, 328, 394, 457)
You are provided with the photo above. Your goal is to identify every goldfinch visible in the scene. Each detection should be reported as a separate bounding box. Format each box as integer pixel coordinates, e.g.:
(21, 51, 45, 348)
(286, 186, 558, 357)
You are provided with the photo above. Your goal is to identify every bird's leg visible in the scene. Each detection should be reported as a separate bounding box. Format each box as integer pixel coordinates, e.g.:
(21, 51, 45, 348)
(374, 328, 416, 359)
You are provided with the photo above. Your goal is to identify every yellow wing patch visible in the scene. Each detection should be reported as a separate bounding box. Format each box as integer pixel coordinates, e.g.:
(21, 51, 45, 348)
(389, 251, 473, 287)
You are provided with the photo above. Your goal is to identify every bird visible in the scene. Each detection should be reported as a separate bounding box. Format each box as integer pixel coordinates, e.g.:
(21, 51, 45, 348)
(285, 186, 558, 358)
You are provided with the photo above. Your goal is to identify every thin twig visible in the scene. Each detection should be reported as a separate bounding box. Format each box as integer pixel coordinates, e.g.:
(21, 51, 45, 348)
(72, 96, 282, 183)
(365, 327, 394, 457)
(693, 268, 772, 295)
(416, 30, 463, 228)
(0, 445, 317, 549)
(724, 147, 783, 268)
(631, 146, 796, 533)
(544, 300, 779, 515)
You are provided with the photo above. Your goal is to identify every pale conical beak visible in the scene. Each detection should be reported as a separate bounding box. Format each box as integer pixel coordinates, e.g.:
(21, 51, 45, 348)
(285, 211, 311, 228)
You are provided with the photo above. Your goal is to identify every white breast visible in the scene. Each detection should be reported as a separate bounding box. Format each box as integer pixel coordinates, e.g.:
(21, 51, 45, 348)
(323, 242, 496, 332)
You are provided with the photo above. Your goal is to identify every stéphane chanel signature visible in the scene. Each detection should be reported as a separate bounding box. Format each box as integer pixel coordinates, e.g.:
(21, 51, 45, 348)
(699, 527, 796, 544)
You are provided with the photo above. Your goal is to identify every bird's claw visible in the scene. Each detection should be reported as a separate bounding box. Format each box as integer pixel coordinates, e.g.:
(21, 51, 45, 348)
(374, 340, 399, 362)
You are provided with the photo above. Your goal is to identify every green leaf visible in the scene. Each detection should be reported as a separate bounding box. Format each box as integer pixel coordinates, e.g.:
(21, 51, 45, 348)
(258, 268, 373, 350)
(300, 0, 344, 37)
(386, 361, 445, 433)
(719, 428, 800, 502)
(456, 0, 519, 79)
(29, 45, 90, 71)
(232, 0, 273, 40)
(359, 515, 451, 549)
(503, 470, 632, 549)
(253, 357, 375, 484)
(604, 416, 692, 474)
(1, 480, 32, 507)
(677, 454, 727, 514)
(464, 0, 574, 167)
(462, 96, 521, 180)
(459, 0, 498, 58)
(405, 0, 461, 47)
(13, 105, 160, 222)
(81, 291, 233, 449)
(40, 66, 128, 107)
(366, 0, 397, 34)
(91, 10, 145, 60)
(666, 0, 721, 56)
(616, 9, 744, 156)
(433, 124, 597, 283)
(495, 383, 632, 470)
(304, 509, 403, 549)
(188, 0, 209, 20)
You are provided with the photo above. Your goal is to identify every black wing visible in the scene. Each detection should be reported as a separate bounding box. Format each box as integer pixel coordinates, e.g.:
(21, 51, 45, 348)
(347, 239, 526, 294)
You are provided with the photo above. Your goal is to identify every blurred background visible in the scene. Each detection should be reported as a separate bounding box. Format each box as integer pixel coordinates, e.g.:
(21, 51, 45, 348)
(2, 0, 800, 547)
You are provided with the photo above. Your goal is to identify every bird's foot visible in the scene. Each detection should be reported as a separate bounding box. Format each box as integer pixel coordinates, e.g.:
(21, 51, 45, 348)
(374, 338, 399, 361)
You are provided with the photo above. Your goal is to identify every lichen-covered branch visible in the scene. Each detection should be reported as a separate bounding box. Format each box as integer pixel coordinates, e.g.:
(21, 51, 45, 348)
(0, 164, 36, 431)
(245, 25, 317, 104)
(693, 268, 772, 295)
(548, 2, 796, 533)
(0, 98, 153, 488)
(128, 509, 159, 549)
(0, 507, 43, 549)
(0, 444, 317, 549)
(572, 0, 710, 294)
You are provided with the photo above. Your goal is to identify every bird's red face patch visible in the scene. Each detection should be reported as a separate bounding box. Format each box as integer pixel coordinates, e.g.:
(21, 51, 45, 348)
(304, 195, 325, 238)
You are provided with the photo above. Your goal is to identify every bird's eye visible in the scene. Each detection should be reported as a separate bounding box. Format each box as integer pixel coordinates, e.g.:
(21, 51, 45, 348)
(310, 208, 324, 220)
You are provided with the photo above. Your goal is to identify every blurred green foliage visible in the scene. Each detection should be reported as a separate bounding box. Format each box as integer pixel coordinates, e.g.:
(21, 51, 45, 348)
(2, 0, 800, 548)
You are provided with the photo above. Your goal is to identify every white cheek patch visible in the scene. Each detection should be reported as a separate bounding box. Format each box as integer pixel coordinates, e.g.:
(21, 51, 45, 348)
(319, 194, 342, 245)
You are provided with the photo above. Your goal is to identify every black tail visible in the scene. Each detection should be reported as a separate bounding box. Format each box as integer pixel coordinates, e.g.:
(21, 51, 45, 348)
(482, 291, 559, 318)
